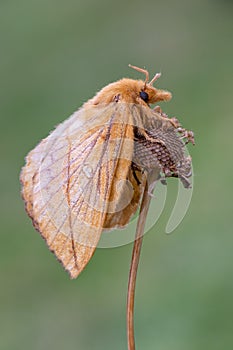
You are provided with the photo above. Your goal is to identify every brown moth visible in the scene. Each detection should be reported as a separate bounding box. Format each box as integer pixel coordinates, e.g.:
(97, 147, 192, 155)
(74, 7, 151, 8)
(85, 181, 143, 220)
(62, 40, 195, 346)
(20, 65, 193, 279)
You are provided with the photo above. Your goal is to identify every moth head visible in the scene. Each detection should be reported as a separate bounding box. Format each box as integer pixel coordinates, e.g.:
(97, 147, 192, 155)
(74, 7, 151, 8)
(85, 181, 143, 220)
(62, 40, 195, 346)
(86, 65, 172, 107)
(129, 64, 172, 105)
(139, 82, 172, 105)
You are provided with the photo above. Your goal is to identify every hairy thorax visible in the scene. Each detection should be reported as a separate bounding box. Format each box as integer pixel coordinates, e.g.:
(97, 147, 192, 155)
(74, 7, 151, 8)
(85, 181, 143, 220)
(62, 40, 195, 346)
(84, 78, 172, 107)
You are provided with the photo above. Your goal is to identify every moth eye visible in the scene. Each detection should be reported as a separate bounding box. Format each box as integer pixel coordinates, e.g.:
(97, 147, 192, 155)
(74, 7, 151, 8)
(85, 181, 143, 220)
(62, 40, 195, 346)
(139, 91, 149, 102)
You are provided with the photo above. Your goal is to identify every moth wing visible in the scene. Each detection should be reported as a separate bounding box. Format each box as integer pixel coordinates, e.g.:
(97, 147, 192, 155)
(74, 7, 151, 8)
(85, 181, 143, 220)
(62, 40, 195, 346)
(103, 163, 146, 230)
(21, 103, 137, 278)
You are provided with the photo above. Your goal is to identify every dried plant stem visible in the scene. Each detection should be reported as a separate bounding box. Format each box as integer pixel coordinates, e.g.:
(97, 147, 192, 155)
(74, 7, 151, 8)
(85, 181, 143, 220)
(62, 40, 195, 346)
(127, 170, 160, 350)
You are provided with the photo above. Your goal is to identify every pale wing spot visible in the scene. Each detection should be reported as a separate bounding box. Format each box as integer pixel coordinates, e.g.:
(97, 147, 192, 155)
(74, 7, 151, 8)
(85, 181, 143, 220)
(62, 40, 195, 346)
(82, 164, 94, 178)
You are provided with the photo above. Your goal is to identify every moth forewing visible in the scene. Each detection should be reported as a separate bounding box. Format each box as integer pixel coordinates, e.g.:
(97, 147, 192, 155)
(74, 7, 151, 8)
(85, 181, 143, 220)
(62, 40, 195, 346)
(21, 103, 140, 278)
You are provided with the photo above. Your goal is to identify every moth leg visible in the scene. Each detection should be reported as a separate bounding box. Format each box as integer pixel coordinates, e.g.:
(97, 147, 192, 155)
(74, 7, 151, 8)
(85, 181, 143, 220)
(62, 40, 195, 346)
(153, 105, 162, 114)
(177, 127, 195, 145)
(135, 127, 165, 146)
(169, 117, 181, 128)
(183, 130, 195, 145)
(153, 107, 183, 130)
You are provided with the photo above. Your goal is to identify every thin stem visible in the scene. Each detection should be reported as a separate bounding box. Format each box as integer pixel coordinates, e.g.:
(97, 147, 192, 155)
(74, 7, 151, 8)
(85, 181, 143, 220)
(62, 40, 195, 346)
(127, 170, 160, 350)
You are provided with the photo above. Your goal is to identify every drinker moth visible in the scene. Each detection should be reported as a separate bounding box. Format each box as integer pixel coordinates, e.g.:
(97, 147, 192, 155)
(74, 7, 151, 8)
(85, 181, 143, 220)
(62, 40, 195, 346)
(20, 64, 194, 279)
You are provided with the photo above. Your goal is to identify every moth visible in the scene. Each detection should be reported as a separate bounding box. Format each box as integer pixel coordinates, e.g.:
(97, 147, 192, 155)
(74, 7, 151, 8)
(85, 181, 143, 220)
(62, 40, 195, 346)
(20, 65, 193, 279)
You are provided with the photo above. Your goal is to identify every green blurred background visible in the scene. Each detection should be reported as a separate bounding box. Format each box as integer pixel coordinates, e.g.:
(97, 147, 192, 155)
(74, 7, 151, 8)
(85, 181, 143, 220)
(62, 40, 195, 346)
(1, 0, 233, 349)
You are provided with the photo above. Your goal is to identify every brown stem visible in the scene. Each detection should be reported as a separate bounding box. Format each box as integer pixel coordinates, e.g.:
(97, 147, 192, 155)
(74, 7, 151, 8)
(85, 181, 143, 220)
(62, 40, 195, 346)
(127, 170, 160, 350)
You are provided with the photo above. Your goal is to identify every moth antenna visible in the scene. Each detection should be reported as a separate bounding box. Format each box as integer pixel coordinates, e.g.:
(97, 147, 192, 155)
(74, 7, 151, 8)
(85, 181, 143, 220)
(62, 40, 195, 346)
(128, 64, 149, 86)
(148, 72, 161, 86)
